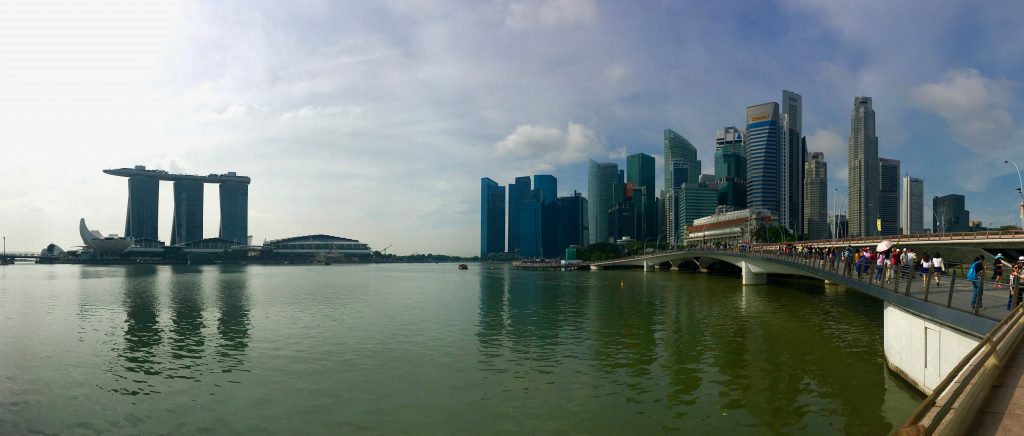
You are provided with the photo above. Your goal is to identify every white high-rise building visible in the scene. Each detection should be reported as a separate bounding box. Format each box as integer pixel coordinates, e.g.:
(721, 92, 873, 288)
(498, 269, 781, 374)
(902, 175, 924, 234)
(848, 97, 879, 237)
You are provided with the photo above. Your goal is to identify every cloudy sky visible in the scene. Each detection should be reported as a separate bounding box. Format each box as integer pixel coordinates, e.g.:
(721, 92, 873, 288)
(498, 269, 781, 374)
(2, 0, 1023, 256)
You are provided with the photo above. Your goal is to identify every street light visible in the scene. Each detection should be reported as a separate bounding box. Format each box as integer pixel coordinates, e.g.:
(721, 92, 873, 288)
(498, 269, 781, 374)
(1005, 160, 1024, 231)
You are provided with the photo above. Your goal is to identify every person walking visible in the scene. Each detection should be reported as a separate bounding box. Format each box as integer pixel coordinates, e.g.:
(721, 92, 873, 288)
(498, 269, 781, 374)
(932, 252, 945, 286)
(1007, 261, 1022, 310)
(993, 254, 1006, 289)
(875, 249, 886, 282)
(969, 256, 986, 310)
(920, 254, 932, 286)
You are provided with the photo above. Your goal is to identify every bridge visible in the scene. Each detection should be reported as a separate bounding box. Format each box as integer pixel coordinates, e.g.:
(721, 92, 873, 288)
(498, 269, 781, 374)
(1, 251, 46, 262)
(591, 236, 1024, 435)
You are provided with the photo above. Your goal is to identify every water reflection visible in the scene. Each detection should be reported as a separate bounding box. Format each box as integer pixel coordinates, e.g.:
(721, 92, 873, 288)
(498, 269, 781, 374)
(215, 266, 250, 373)
(476, 268, 914, 433)
(113, 265, 163, 395)
(167, 266, 206, 378)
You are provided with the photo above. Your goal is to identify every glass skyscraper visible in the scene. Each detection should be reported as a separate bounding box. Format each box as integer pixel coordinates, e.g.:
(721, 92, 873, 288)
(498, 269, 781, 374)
(933, 194, 970, 233)
(627, 152, 656, 241)
(218, 181, 249, 245)
(848, 97, 879, 237)
(124, 175, 160, 240)
(676, 182, 718, 245)
(879, 158, 901, 236)
(533, 174, 559, 258)
(781, 90, 803, 233)
(803, 152, 829, 240)
(507, 176, 531, 254)
(588, 160, 619, 244)
(558, 191, 588, 250)
(171, 180, 204, 245)
(714, 126, 746, 209)
(480, 177, 506, 257)
(745, 102, 782, 218)
(902, 176, 924, 235)
(663, 129, 700, 246)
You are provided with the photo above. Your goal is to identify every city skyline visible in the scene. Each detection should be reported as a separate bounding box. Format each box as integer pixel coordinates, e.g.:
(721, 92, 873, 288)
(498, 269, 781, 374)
(3, 1, 1024, 256)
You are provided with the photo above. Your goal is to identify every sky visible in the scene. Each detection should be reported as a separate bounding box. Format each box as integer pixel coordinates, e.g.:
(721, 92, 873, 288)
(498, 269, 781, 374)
(1, 0, 1024, 256)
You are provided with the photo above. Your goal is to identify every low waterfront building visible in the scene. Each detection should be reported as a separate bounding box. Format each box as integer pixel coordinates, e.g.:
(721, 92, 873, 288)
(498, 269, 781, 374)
(263, 234, 372, 255)
(683, 208, 775, 247)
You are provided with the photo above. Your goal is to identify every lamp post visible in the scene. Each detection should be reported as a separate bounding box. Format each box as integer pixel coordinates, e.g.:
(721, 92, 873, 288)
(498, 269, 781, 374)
(642, 237, 651, 255)
(1006, 160, 1024, 232)
(773, 224, 786, 244)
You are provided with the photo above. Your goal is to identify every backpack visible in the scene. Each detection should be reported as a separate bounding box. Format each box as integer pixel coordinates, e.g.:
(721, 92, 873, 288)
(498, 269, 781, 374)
(967, 262, 979, 281)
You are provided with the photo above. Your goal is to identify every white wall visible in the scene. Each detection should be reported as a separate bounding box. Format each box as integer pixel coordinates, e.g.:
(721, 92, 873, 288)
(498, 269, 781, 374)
(883, 303, 980, 394)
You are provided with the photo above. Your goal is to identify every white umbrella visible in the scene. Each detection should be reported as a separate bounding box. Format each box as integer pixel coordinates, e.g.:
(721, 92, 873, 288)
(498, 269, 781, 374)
(876, 240, 894, 252)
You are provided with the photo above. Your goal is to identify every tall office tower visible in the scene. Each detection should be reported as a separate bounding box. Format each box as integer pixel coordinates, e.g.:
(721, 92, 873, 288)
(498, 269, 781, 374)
(663, 129, 700, 246)
(676, 182, 718, 245)
(588, 160, 619, 244)
(518, 191, 543, 258)
(878, 158, 901, 235)
(219, 181, 249, 245)
(533, 175, 559, 258)
(848, 96, 879, 237)
(933, 194, 970, 233)
(507, 176, 531, 253)
(608, 201, 637, 241)
(802, 152, 828, 240)
(171, 180, 204, 245)
(627, 152, 656, 241)
(558, 191, 589, 250)
(480, 178, 506, 257)
(745, 102, 782, 219)
(714, 126, 746, 209)
(124, 175, 160, 240)
(901, 176, 924, 235)
(781, 90, 803, 233)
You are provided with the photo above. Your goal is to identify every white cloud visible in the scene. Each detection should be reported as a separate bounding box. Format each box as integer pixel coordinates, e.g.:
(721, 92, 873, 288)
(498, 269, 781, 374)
(607, 146, 626, 159)
(280, 104, 363, 120)
(505, 0, 597, 29)
(910, 69, 1017, 154)
(198, 102, 266, 122)
(494, 121, 604, 165)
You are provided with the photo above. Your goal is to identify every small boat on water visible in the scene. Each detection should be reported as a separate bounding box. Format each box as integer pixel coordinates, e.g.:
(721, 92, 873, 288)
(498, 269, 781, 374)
(458, 264, 468, 270)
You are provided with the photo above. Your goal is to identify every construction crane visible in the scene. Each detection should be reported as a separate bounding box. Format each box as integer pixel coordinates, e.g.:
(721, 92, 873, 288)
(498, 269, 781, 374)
(380, 245, 393, 255)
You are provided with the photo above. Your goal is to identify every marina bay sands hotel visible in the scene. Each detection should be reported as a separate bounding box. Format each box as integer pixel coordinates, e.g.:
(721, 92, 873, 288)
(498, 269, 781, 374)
(104, 166, 250, 245)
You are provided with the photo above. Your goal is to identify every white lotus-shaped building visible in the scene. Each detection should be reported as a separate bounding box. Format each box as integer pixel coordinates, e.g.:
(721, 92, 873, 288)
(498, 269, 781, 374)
(79, 218, 132, 253)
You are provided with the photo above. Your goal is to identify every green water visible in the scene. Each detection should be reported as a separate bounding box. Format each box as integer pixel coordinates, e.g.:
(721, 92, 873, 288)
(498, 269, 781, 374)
(0, 263, 922, 434)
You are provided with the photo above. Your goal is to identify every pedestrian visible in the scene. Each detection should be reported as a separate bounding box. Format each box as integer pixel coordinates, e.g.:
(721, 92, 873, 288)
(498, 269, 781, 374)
(932, 252, 945, 286)
(1007, 262, 1022, 310)
(875, 249, 886, 281)
(993, 254, 1006, 289)
(920, 253, 931, 286)
(969, 256, 986, 310)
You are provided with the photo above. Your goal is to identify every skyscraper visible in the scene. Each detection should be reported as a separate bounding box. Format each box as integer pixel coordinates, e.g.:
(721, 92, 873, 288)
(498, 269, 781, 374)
(902, 176, 924, 235)
(171, 180, 203, 245)
(803, 152, 828, 240)
(480, 177, 506, 257)
(878, 158, 900, 235)
(714, 126, 746, 209)
(933, 194, 970, 233)
(218, 181, 249, 245)
(518, 191, 543, 258)
(533, 174, 559, 258)
(781, 90, 803, 233)
(124, 175, 160, 240)
(627, 153, 656, 241)
(507, 176, 531, 254)
(663, 129, 700, 246)
(558, 191, 588, 250)
(676, 182, 718, 239)
(588, 160, 619, 244)
(848, 96, 879, 237)
(745, 102, 782, 218)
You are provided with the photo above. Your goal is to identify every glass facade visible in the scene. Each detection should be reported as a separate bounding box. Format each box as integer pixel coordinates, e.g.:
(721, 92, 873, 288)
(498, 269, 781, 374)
(558, 191, 588, 249)
(664, 129, 701, 246)
(933, 194, 970, 233)
(714, 126, 746, 210)
(219, 182, 249, 245)
(518, 192, 543, 258)
(588, 160, 619, 245)
(879, 158, 901, 235)
(676, 182, 718, 245)
(902, 176, 924, 235)
(480, 177, 506, 257)
(507, 176, 531, 253)
(124, 176, 160, 240)
(745, 102, 782, 218)
(533, 175, 559, 258)
(803, 152, 829, 240)
(171, 180, 204, 245)
(848, 97, 879, 237)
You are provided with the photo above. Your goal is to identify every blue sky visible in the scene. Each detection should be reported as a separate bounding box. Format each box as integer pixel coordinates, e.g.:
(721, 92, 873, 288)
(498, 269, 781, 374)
(1, 0, 1023, 255)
